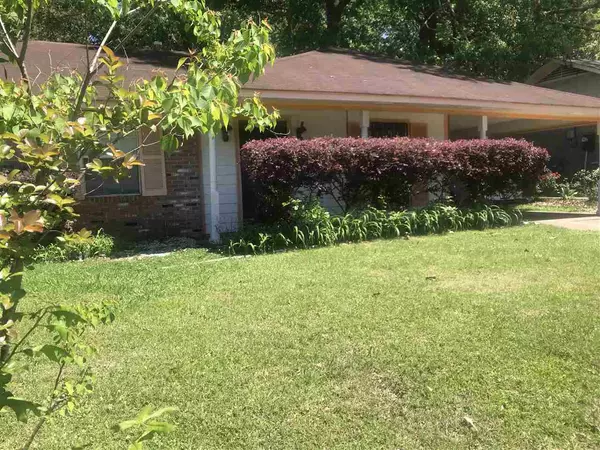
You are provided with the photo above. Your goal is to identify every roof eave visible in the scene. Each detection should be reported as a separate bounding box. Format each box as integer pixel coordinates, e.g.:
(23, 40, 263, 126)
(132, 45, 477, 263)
(243, 89, 600, 122)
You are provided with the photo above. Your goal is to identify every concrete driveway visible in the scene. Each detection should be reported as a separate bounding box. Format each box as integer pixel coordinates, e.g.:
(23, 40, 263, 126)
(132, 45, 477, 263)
(533, 215, 600, 231)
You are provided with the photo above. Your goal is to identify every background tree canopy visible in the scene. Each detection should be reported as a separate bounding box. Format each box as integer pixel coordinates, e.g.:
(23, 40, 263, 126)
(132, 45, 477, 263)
(32, 0, 600, 81)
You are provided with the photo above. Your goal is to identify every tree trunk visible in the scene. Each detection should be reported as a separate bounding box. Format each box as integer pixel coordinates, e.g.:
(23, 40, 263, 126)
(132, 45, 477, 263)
(323, 0, 350, 47)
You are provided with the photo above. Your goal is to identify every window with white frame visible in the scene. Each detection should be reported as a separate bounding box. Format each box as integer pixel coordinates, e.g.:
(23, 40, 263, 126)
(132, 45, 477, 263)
(85, 132, 141, 196)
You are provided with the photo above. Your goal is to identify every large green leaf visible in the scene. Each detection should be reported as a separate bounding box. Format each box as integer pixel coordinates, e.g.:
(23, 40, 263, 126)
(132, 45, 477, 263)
(0, 394, 42, 422)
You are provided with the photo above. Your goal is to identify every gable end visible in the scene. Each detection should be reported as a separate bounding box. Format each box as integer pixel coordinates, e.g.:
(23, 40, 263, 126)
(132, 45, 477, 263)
(538, 65, 586, 84)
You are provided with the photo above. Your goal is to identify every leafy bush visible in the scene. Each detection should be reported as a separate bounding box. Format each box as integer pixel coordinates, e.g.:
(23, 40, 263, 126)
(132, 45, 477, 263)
(537, 171, 561, 196)
(241, 137, 548, 221)
(572, 169, 600, 201)
(228, 200, 522, 255)
(31, 230, 114, 263)
(557, 182, 579, 200)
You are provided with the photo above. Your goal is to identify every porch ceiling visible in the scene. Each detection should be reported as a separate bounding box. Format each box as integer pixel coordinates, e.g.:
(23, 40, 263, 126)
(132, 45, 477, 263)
(449, 116, 596, 137)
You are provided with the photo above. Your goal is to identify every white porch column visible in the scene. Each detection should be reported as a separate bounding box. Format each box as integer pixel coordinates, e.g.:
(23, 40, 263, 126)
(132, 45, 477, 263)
(360, 110, 370, 138)
(208, 133, 220, 242)
(596, 122, 600, 215)
(478, 115, 488, 139)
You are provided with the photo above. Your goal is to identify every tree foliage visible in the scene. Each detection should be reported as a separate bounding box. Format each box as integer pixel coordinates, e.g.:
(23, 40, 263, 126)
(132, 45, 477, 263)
(0, 0, 277, 445)
(28, 0, 600, 80)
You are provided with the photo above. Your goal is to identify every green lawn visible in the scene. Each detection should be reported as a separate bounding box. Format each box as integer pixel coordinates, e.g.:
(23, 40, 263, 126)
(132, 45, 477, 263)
(2, 225, 600, 449)
(518, 198, 597, 213)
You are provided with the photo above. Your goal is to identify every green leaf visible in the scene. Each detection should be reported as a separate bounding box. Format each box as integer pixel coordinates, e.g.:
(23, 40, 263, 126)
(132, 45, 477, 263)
(210, 102, 221, 121)
(145, 421, 175, 434)
(34, 344, 69, 363)
(136, 430, 157, 443)
(50, 309, 87, 327)
(0, 295, 13, 310)
(161, 98, 174, 113)
(177, 57, 188, 71)
(0, 394, 42, 422)
(160, 135, 179, 153)
(46, 321, 69, 341)
(114, 419, 139, 431)
(145, 407, 177, 421)
(0, 320, 14, 331)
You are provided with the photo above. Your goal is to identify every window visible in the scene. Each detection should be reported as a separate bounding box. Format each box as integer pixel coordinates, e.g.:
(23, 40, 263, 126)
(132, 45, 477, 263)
(85, 132, 141, 197)
(370, 122, 409, 138)
(238, 120, 289, 147)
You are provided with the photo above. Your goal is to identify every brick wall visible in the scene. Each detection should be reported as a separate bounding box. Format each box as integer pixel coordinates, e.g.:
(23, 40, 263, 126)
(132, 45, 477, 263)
(76, 136, 205, 240)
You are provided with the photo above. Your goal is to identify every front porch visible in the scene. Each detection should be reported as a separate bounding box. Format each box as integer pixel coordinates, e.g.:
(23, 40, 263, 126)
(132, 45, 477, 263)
(203, 104, 600, 242)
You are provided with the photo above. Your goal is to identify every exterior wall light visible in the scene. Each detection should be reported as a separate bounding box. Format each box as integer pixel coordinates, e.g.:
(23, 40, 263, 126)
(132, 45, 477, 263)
(221, 125, 233, 142)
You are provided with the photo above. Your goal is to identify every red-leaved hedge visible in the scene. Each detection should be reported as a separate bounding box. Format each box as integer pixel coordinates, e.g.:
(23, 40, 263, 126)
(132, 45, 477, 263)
(241, 137, 549, 221)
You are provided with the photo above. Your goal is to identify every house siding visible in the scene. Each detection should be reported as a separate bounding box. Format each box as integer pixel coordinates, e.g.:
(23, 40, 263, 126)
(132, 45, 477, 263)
(517, 71, 600, 175)
(201, 128, 241, 233)
(538, 72, 600, 98)
(76, 135, 205, 239)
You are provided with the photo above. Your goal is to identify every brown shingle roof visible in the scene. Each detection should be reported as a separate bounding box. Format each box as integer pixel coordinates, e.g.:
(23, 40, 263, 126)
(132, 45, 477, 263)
(1, 40, 179, 85)
(3, 42, 600, 111)
(245, 49, 600, 109)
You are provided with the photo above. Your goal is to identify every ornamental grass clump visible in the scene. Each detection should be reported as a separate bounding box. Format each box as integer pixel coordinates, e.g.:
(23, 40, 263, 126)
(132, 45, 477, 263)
(227, 200, 522, 255)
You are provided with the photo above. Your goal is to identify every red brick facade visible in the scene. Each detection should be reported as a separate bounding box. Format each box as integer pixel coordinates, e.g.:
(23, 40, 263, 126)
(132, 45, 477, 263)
(76, 136, 206, 239)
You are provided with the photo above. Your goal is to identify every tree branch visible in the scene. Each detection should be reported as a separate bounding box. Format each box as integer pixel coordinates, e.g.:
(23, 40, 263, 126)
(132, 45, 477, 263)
(113, 3, 161, 53)
(548, 20, 600, 33)
(16, 0, 34, 90)
(0, 16, 19, 60)
(71, 20, 118, 120)
(0, 308, 48, 371)
(21, 416, 46, 450)
(21, 361, 65, 450)
(544, 1, 600, 15)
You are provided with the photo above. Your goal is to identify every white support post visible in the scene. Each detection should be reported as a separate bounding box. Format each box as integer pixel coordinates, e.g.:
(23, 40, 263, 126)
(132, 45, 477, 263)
(596, 122, 600, 215)
(478, 115, 488, 139)
(209, 133, 220, 242)
(360, 110, 370, 138)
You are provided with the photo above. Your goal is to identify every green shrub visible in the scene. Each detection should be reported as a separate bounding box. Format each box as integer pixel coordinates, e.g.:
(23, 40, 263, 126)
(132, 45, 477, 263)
(571, 169, 600, 201)
(537, 171, 561, 196)
(557, 182, 579, 200)
(32, 230, 115, 263)
(228, 201, 522, 255)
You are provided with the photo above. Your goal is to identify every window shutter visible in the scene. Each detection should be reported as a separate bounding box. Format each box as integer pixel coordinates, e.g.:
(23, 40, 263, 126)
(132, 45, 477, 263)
(139, 127, 167, 196)
(347, 122, 361, 137)
(409, 123, 428, 138)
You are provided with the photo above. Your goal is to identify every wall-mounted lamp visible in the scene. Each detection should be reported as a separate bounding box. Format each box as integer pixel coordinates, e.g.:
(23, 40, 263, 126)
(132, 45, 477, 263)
(221, 124, 233, 142)
(296, 121, 307, 140)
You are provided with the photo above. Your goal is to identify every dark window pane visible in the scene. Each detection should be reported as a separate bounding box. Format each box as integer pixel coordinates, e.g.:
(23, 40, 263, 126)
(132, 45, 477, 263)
(86, 167, 140, 196)
(86, 133, 141, 196)
(370, 122, 409, 138)
(239, 120, 289, 147)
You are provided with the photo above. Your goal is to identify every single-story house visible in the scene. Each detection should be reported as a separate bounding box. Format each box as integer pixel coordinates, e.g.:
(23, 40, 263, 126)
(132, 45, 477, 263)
(3, 42, 600, 240)
(523, 59, 600, 176)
